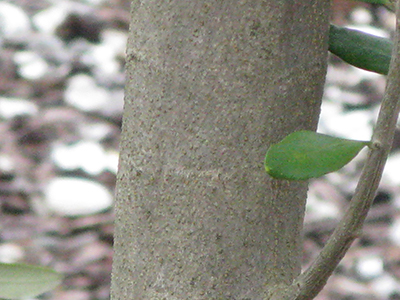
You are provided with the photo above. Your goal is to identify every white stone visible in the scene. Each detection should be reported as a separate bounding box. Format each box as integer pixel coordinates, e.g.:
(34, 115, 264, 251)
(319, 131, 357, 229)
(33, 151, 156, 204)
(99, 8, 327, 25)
(79, 122, 113, 141)
(105, 150, 119, 174)
(45, 177, 112, 216)
(13, 51, 49, 80)
(350, 7, 373, 25)
(0, 97, 38, 119)
(356, 255, 384, 279)
(318, 100, 375, 141)
(370, 274, 399, 298)
(64, 74, 110, 112)
(0, 244, 25, 263)
(0, 154, 14, 173)
(32, 3, 70, 34)
(51, 141, 109, 176)
(0, 2, 31, 39)
(383, 152, 400, 186)
(306, 188, 340, 221)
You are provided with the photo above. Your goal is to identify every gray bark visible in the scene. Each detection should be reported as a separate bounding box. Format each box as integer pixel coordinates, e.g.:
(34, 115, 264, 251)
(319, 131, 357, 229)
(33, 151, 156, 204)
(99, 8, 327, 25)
(111, 1, 330, 299)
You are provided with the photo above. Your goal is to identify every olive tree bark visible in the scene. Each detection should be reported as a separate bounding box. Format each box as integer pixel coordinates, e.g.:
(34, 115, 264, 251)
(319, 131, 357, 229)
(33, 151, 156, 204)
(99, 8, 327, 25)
(111, 1, 330, 299)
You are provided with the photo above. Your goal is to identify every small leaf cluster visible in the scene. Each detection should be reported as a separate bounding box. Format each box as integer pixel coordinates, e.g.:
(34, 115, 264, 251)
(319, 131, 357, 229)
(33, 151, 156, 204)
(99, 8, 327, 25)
(265, 1, 393, 180)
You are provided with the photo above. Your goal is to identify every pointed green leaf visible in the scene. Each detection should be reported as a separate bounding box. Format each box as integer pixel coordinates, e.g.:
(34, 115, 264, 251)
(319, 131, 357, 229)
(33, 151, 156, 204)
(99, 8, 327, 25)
(0, 263, 62, 299)
(329, 24, 392, 75)
(265, 131, 369, 180)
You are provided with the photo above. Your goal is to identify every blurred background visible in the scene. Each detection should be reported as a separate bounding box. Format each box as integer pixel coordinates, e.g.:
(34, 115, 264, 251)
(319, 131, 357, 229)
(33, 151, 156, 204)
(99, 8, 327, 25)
(0, 0, 398, 299)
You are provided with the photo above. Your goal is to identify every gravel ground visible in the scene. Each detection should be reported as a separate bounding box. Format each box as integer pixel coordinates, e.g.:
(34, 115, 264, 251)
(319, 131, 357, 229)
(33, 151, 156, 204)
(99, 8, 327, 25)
(0, 0, 128, 299)
(0, 1, 399, 299)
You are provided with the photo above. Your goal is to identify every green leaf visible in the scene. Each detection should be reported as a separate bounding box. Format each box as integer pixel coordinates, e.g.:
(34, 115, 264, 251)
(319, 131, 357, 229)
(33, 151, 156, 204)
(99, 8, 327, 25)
(329, 24, 392, 75)
(357, 0, 394, 10)
(264, 131, 369, 180)
(0, 263, 62, 299)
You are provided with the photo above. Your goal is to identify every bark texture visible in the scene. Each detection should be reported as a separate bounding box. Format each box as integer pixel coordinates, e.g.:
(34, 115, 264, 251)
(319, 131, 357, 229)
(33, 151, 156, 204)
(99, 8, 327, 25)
(112, 1, 330, 299)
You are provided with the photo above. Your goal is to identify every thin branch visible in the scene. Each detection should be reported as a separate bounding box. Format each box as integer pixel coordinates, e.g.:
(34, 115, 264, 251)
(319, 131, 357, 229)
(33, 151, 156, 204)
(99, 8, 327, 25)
(291, 2, 400, 299)
(269, 2, 400, 299)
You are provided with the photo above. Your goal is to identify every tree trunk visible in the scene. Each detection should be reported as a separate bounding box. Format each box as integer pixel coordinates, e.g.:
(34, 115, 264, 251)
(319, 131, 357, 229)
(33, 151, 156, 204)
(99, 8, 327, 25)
(111, 1, 330, 299)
